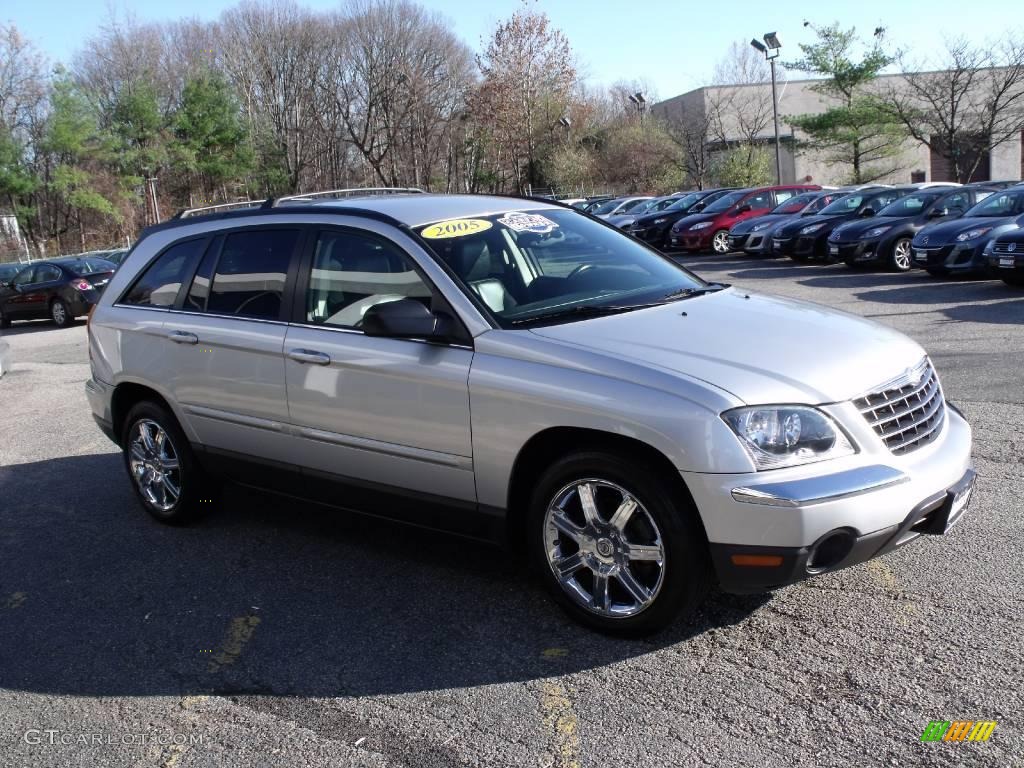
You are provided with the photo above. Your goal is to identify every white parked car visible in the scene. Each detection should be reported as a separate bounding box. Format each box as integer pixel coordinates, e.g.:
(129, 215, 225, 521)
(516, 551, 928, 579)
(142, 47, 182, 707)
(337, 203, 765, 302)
(86, 191, 975, 634)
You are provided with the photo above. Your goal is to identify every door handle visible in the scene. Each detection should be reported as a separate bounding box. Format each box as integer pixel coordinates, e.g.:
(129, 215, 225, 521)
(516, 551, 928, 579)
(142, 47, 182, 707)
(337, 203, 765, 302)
(166, 330, 199, 345)
(288, 348, 331, 365)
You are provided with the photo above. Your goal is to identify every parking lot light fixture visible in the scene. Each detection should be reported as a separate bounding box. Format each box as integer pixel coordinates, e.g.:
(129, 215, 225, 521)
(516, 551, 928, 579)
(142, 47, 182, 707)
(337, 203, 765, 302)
(751, 32, 783, 185)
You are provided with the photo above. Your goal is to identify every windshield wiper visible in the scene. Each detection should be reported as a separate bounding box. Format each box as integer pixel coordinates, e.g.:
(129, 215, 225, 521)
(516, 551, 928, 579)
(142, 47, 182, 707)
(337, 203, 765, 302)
(510, 303, 653, 326)
(659, 283, 729, 301)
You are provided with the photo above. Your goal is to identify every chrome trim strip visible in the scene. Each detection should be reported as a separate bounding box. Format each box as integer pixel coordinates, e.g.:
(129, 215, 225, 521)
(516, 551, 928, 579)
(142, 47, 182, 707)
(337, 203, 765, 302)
(731, 465, 909, 508)
(294, 426, 472, 469)
(182, 404, 285, 432)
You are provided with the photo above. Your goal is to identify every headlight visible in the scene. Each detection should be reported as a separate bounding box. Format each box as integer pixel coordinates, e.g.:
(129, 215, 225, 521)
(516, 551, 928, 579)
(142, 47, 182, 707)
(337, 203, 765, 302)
(751, 221, 772, 232)
(955, 227, 991, 242)
(865, 225, 891, 238)
(690, 221, 713, 230)
(722, 406, 856, 470)
(800, 223, 825, 234)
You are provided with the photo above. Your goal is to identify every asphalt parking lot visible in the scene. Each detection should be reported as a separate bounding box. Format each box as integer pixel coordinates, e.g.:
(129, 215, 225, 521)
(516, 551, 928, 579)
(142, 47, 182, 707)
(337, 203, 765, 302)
(1, 255, 1022, 768)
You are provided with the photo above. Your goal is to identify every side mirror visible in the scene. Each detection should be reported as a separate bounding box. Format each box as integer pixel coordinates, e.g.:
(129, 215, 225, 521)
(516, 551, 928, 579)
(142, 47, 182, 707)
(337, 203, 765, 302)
(859, 207, 876, 218)
(693, 202, 706, 212)
(0, 280, 10, 289)
(735, 204, 752, 214)
(928, 207, 948, 218)
(362, 299, 452, 340)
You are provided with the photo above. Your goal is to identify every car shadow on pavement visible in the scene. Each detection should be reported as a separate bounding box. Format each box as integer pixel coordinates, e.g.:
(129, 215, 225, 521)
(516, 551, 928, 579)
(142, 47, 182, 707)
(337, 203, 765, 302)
(0, 320, 80, 336)
(0, 453, 769, 699)
(854, 280, 1023, 310)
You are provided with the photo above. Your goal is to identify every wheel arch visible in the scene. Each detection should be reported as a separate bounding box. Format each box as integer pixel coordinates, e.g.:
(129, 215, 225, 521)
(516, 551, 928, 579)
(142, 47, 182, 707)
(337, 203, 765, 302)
(110, 382, 176, 446)
(503, 426, 706, 552)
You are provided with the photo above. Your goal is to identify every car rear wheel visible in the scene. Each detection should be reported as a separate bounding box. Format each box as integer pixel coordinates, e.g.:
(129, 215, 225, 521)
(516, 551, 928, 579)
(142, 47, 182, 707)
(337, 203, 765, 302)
(50, 298, 71, 328)
(890, 238, 913, 272)
(0, 307, 10, 329)
(530, 451, 710, 635)
(121, 401, 217, 524)
(711, 230, 730, 254)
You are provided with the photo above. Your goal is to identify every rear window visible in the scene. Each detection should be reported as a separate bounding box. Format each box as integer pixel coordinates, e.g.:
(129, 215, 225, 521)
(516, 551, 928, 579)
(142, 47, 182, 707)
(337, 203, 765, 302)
(68, 258, 117, 275)
(204, 229, 300, 320)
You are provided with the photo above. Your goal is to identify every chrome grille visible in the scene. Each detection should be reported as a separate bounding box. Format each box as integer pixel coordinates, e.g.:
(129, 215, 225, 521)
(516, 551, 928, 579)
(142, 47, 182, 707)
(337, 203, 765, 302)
(992, 241, 1021, 254)
(854, 359, 945, 455)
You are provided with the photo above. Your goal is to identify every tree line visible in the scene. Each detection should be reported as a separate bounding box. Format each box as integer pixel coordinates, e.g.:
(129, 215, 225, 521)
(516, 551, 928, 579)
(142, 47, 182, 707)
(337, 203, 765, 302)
(1, 3, 1023, 259)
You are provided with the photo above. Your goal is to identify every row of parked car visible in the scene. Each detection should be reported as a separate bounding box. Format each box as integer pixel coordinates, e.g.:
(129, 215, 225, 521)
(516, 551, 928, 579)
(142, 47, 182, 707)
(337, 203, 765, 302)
(585, 181, 1024, 287)
(0, 246, 129, 328)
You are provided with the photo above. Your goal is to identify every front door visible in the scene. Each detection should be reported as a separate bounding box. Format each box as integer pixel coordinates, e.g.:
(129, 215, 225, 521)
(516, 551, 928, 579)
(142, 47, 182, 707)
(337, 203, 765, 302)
(4, 266, 46, 319)
(283, 226, 476, 506)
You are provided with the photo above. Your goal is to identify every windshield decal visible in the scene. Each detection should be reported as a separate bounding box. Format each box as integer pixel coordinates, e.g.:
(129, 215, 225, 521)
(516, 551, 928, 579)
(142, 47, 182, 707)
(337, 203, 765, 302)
(497, 212, 558, 234)
(420, 218, 493, 239)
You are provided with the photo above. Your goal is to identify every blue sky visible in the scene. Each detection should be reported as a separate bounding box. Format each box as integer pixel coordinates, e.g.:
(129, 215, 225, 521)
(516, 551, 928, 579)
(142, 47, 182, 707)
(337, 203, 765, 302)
(4, 0, 1020, 99)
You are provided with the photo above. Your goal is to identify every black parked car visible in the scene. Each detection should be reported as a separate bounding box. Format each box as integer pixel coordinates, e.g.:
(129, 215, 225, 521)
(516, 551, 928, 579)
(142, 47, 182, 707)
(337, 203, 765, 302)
(986, 230, 1024, 286)
(912, 188, 1024, 277)
(728, 190, 848, 256)
(0, 256, 116, 328)
(628, 188, 736, 249)
(773, 187, 915, 262)
(828, 186, 993, 271)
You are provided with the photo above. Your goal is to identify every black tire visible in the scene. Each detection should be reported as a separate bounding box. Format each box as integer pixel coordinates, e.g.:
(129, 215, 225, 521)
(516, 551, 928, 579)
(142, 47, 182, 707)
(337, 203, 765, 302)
(889, 237, 913, 272)
(529, 451, 711, 636)
(925, 267, 948, 278)
(790, 252, 810, 263)
(50, 298, 72, 328)
(1002, 273, 1024, 287)
(0, 307, 10, 329)
(120, 400, 218, 524)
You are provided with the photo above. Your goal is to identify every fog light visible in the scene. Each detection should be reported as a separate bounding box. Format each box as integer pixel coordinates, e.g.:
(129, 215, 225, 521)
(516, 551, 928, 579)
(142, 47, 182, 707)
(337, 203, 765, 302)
(806, 529, 856, 573)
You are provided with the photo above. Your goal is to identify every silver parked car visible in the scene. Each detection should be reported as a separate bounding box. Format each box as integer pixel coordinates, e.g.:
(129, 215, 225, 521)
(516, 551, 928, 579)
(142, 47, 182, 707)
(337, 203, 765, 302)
(86, 190, 974, 634)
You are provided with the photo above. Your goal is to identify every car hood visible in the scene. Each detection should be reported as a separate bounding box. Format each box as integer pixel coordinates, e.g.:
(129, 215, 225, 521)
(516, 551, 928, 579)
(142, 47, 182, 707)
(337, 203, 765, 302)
(912, 215, 1019, 245)
(830, 215, 914, 240)
(634, 209, 689, 226)
(528, 288, 924, 405)
(606, 214, 638, 226)
(731, 213, 793, 234)
(671, 212, 717, 232)
(775, 212, 851, 237)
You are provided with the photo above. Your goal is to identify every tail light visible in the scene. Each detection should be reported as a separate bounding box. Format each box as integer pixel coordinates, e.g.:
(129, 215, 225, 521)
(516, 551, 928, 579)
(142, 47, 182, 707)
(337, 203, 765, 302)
(72, 279, 92, 291)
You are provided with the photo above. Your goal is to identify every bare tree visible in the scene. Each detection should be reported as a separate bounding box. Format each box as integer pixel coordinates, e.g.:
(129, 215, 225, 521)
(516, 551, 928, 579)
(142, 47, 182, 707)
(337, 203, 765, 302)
(881, 35, 1024, 182)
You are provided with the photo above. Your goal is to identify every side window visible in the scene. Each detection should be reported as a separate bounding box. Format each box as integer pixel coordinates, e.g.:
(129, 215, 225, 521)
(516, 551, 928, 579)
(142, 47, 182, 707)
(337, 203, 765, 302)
(12, 267, 36, 286)
(36, 265, 63, 282)
(943, 192, 970, 212)
(747, 191, 773, 209)
(774, 190, 794, 205)
(305, 230, 433, 329)
(205, 229, 299, 320)
(121, 238, 208, 308)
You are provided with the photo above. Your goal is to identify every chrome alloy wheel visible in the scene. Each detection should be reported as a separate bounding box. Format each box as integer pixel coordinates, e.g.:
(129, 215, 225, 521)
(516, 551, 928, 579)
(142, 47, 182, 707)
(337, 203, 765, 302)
(712, 230, 730, 254)
(543, 479, 666, 618)
(893, 238, 912, 270)
(128, 419, 182, 512)
(51, 301, 66, 324)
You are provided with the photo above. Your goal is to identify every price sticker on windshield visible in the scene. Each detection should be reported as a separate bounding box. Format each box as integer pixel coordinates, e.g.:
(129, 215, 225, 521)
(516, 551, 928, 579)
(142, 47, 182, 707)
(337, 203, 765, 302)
(420, 219, 493, 239)
(497, 212, 558, 234)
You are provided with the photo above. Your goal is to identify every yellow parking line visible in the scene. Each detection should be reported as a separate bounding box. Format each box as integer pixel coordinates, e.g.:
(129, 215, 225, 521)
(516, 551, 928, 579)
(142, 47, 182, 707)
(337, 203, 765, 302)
(540, 681, 581, 768)
(208, 615, 261, 673)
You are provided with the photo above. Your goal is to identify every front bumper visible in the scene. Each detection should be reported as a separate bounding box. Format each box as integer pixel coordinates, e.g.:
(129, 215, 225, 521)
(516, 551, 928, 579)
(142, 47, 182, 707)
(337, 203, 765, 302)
(671, 229, 713, 251)
(630, 224, 668, 245)
(912, 242, 985, 273)
(829, 237, 885, 264)
(85, 377, 118, 444)
(683, 405, 974, 593)
(985, 251, 1024, 278)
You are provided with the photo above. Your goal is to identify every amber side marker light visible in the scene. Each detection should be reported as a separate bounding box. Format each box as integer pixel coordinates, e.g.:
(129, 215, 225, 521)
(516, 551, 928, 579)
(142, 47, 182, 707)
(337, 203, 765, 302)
(731, 554, 784, 567)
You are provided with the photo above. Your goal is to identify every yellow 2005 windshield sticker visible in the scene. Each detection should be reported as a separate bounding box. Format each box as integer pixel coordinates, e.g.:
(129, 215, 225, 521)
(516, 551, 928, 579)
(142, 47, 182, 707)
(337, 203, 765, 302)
(421, 218, 493, 239)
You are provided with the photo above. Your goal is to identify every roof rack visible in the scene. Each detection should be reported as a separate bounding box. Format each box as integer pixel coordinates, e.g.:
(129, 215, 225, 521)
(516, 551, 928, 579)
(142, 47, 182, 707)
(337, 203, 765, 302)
(273, 187, 424, 205)
(175, 200, 268, 219)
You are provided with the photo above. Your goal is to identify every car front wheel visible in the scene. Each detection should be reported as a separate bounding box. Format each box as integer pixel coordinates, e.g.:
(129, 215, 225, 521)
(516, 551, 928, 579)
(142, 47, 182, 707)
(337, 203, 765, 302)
(530, 451, 710, 635)
(121, 401, 217, 524)
(711, 230, 730, 254)
(890, 237, 913, 272)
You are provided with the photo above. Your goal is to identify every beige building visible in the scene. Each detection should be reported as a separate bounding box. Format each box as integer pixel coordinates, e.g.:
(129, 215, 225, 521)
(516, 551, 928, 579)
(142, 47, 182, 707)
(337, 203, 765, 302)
(652, 72, 1024, 186)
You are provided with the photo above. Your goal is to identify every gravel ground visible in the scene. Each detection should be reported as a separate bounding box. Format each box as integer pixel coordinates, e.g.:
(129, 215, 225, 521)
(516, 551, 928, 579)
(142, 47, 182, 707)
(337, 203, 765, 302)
(0, 255, 1021, 768)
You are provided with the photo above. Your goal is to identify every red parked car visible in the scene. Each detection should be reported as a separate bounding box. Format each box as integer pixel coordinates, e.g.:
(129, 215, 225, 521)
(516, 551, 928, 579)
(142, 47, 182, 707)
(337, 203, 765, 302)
(669, 184, 821, 254)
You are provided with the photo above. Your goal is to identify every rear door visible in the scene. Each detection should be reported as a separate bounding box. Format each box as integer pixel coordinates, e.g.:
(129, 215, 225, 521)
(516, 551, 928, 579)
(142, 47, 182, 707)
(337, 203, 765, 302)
(2, 266, 37, 318)
(160, 226, 305, 465)
(282, 225, 476, 505)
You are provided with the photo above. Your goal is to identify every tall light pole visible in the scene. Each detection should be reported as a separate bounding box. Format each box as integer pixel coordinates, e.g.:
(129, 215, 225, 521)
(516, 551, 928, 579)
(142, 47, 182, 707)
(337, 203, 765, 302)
(750, 33, 783, 184)
(628, 91, 646, 122)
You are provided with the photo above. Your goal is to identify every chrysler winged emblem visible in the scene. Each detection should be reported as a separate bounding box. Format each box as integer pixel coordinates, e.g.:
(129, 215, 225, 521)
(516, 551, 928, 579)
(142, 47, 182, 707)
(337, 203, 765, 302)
(1010, 242, 1018, 252)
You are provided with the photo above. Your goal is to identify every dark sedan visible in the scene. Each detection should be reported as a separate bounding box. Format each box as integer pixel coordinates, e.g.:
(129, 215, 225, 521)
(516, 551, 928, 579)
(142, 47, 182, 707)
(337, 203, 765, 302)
(0, 256, 116, 328)
(728, 190, 847, 256)
(829, 186, 992, 271)
(912, 188, 1024, 277)
(628, 189, 735, 249)
(986, 230, 1024, 286)
(773, 187, 915, 262)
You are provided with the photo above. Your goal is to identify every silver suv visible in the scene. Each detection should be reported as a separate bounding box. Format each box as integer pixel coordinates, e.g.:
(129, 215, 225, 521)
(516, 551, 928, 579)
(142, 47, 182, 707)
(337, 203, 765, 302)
(86, 190, 974, 634)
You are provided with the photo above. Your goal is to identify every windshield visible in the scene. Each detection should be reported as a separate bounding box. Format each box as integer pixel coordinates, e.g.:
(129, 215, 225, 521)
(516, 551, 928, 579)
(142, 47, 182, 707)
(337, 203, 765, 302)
(0, 263, 23, 280)
(618, 198, 649, 212)
(65, 258, 116, 275)
(877, 193, 940, 217)
(702, 191, 746, 213)
(416, 209, 708, 327)
(772, 192, 817, 213)
(819, 194, 869, 215)
(592, 199, 624, 215)
(964, 191, 1024, 217)
(665, 193, 702, 211)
